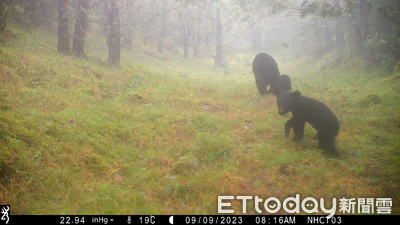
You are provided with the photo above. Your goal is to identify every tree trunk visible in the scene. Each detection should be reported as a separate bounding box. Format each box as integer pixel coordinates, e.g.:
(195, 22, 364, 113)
(323, 26, 334, 51)
(359, 0, 374, 60)
(183, 14, 190, 59)
(193, 4, 202, 58)
(122, 0, 134, 50)
(359, 0, 370, 40)
(108, 0, 120, 66)
(335, 19, 345, 49)
(72, 0, 89, 59)
(193, 32, 201, 58)
(58, 0, 70, 54)
(251, 29, 261, 52)
(215, 7, 223, 67)
(122, 36, 133, 50)
(178, 11, 191, 59)
(0, 1, 6, 33)
(157, 5, 167, 54)
(25, 0, 39, 27)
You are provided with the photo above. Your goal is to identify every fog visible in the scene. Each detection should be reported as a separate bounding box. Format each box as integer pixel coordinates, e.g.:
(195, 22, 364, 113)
(3, 0, 398, 67)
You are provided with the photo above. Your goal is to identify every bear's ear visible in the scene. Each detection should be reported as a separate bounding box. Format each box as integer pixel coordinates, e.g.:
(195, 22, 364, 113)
(274, 88, 281, 96)
(292, 91, 301, 99)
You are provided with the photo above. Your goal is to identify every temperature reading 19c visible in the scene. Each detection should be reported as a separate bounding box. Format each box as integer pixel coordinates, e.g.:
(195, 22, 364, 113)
(139, 216, 156, 224)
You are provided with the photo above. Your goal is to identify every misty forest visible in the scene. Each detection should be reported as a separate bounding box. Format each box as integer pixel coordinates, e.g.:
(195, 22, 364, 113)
(0, 0, 399, 215)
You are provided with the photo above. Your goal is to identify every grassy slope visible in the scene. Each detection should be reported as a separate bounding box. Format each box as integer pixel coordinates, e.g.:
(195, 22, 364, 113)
(0, 25, 399, 215)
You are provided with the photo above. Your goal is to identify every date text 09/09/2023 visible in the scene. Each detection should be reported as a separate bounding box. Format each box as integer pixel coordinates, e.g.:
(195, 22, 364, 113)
(184, 216, 343, 224)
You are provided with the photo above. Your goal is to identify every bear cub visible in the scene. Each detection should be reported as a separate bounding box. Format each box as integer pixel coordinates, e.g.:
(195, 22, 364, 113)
(278, 74, 292, 92)
(274, 89, 340, 158)
(252, 53, 280, 95)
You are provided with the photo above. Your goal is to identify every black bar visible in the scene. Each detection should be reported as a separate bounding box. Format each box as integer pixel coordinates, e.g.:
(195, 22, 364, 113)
(7, 215, 399, 225)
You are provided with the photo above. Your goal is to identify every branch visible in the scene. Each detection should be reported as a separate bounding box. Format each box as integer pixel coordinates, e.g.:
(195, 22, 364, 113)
(124, 2, 184, 36)
(88, 0, 105, 12)
(88, 18, 106, 23)
(118, 0, 135, 10)
(221, 17, 235, 30)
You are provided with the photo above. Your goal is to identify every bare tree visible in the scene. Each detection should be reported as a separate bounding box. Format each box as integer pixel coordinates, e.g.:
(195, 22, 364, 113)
(72, 0, 90, 58)
(359, 0, 374, 60)
(121, 0, 135, 50)
(335, 19, 345, 49)
(106, 0, 121, 65)
(359, 0, 370, 41)
(157, 3, 167, 54)
(192, 3, 204, 58)
(58, 0, 70, 54)
(0, 0, 7, 32)
(178, 9, 191, 59)
(251, 29, 261, 52)
(214, 7, 223, 67)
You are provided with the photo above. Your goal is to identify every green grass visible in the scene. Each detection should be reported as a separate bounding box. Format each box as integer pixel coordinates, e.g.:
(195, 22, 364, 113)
(0, 24, 399, 215)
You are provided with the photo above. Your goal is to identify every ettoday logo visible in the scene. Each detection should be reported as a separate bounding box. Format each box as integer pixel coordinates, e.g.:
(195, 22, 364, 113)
(218, 195, 336, 218)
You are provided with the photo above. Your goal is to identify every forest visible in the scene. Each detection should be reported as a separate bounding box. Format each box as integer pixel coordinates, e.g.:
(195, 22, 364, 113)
(0, 0, 399, 216)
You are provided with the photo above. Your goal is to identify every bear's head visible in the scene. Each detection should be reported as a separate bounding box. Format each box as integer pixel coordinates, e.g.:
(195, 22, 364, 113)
(274, 89, 301, 115)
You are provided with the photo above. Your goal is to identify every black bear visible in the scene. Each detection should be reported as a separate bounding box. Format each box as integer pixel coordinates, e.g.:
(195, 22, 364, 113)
(274, 89, 340, 158)
(278, 74, 292, 92)
(252, 53, 280, 95)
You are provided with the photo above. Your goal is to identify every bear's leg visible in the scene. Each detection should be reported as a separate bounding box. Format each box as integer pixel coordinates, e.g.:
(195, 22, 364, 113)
(284, 117, 294, 137)
(256, 77, 267, 95)
(317, 131, 339, 158)
(292, 119, 305, 141)
(267, 81, 278, 94)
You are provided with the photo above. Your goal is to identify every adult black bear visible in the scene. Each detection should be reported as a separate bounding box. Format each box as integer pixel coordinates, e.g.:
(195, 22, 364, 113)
(252, 53, 280, 95)
(278, 74, 291, 92)
(274, 89, 340, 158)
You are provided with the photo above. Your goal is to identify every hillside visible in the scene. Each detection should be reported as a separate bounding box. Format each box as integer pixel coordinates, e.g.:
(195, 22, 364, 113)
(0, 24, 399, 215)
